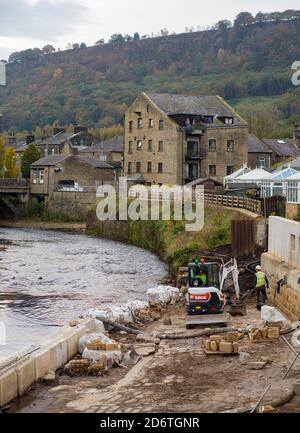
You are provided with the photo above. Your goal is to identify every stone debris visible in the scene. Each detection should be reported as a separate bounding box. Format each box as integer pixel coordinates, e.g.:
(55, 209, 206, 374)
(163, 314, 172, 326)
(64, 359, 106, 376)
(247, 361, 267, 371)
(43, 371, 57, 385)
(239, 352, 252, 365)
(134, 344, 156, 357)
(136, 333, 160, 346)
(249, 326, 280, 342)
(257, 405, 275, 413)
(204, 335, 239, 354)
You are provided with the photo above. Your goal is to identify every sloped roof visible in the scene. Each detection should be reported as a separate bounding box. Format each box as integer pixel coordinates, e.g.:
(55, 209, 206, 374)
(146, 93, 247, 127)
(268, 167, 299, 181)
(248, 134, 272, 153)
(224, 164, 251, 181)
(285, 171, 300, 181)
(31, 154, 114, 169)
(80, 135, 124, 153)
(236, 168, 271, 182)
(263, 138, 300, 158)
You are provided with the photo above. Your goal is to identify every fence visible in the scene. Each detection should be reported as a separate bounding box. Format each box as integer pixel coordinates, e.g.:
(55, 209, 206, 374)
(199, 192, 262, 215)
(232, 219, 256, 258)
(0, 178, 29, 187)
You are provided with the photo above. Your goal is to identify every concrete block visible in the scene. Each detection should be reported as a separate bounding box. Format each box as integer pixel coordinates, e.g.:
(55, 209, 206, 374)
(16, 358, 36, 396)
(33, 348, 56, 381)
(53, 340, 68, 369)
(210, 335, 223, 343)
(233, 342, 239, 353)
(204, 340, 211, 351)
(210, 341, 218, 352)
(219, 342, 233, 353)
(0, 370, 18, 408)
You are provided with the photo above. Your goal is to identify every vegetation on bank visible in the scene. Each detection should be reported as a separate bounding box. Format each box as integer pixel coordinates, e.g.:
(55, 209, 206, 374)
(1, 18, 300, 136)
(87, 206, 236, 277)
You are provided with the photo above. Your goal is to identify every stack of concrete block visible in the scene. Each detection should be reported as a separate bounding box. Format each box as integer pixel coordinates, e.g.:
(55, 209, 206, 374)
(249, 326, 280, 342)
(268, 276, 300, 322)
(204, 335, 239, 354)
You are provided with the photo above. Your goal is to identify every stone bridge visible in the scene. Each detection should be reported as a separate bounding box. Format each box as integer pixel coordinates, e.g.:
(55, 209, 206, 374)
(0, 179, 30, 218)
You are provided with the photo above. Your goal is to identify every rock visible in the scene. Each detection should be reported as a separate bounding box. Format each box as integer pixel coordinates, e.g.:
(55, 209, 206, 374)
(247, 361, 267, 370)
(294, 379, 300, 396)
(239, 352, 252, 365)
(69, 319, 79, 327)
(136, 333, 160, 345)
(210, 341, 218, 352)
(267, 327, 280, 339)
(261, 356, 273, 365)
(224, 332, 240, 343)
(163, 314, 172, 326)
(134, 345, 156, 357)
(210, 335, 223, 343)
(233, 342, 239, 353)
(43, 371, 56, 385)
(258, 405, 275, 413)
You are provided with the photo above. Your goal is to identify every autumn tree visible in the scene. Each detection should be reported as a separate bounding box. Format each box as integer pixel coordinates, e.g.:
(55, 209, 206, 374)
(3, 147, 19, 178)
(234, 12, 255, 27)
(42, 45, 55, 54)
(215, 20, 232, 31)
(21, 143, 41, 179)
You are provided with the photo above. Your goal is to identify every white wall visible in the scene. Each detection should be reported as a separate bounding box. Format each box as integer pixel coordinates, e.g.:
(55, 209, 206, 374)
(269, 216, 300, 269)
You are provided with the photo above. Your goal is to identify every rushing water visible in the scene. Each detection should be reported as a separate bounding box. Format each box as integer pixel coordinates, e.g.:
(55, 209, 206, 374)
(0, 228, 167, 361)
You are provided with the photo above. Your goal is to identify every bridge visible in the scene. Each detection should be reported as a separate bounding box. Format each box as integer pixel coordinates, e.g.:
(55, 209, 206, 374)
(0, 179, 30, 218)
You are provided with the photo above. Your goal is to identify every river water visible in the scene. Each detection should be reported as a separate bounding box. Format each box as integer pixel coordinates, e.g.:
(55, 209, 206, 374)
(0, 228, 167, 362)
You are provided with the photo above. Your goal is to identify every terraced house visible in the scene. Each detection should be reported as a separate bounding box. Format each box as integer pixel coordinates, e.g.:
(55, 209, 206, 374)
(124, 92, 248, 185)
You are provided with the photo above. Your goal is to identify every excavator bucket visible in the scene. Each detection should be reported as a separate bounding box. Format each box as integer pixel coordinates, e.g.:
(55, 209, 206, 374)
(228, 301, 247, 317)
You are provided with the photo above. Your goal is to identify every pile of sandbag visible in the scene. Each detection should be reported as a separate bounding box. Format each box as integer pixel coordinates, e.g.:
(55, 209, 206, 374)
(261, 305, 291, 331)
(79, 332, 122, 370)
(146, 285, 179, 307)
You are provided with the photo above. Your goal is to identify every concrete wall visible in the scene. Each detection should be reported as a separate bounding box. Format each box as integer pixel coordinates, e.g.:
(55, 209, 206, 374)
(0, 318, 96, 408)
(48, 191, 98, 219)
(286, 202, 300, 220)
(262, 216, 300, 321)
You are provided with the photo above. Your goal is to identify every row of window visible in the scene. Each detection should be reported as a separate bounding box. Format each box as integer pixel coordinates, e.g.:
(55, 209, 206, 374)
(129, 140, 164, 153)
(208, 139, 235, 152)
(128, 162, 163, 174)
(207, 165, 234, 176)
(129, 118, 164, 132)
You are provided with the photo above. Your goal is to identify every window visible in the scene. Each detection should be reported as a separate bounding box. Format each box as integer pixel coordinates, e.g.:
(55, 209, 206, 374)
(137, 118, 143, 129)
(209, 165, 216, 176)
(129, 120, 133, 133)
(128, 141, 133, 154)
(158, 163, 163, 173)
(188, 164, 198, 180)
(227, 140, 235, 152)
(222, 117, 234, 125)
(136, 162, 141, 173)
(227, 166, 234, 176)
(147, 162, 152, 173)
(159, 119, 164, 130)
(128, 162, 132, 174)
(158, 141, 164, 152)
(187, 141, 199, 158)
(201, 116, 214, 124)
(136, 140, 142, 151)
(148, 140, 153, 152)
(100, 154, 107, 162)
(258, 157, 266, 169)
(38, 169, 45, 184)
(148, 119, 154, 128)
(208, 139, 216, 151)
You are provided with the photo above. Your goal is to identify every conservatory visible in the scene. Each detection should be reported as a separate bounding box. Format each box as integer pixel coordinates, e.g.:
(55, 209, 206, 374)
(287, 172, 300, 204)
(260, 167, 299, 198)
(224, 164, 251, 186)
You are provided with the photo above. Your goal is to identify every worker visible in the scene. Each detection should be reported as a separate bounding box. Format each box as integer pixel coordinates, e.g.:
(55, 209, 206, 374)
(255, 265, 269, 310)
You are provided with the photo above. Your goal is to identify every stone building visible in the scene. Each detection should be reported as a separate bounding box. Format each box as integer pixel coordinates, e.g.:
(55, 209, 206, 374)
(30, 154, 119, 217)
(247, 134, 272, 169)
(124, 92, 249, 185)
(78, 135, 123, 168)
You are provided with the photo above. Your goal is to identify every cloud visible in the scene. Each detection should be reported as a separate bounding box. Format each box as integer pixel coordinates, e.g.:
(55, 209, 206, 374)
(0, 0, 87, 41)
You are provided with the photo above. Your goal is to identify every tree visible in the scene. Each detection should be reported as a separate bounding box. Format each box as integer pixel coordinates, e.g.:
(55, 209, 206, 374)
(80, 43, 87, 49)
(109, 34, 125, 43)
(234, 12, 255, 27)
(42, 45, 55, 54)
(3, 147, 19, 178)
(0, 136, 5, 177)
(95, 38, 105, 45)
(255, 12, 265, 23)
(133, 32, 140, 41)
(124, 34, 133, 41)
(21, 143, 41, 179)
(215, 20, 232, 31)
(72, 43, 80, 50)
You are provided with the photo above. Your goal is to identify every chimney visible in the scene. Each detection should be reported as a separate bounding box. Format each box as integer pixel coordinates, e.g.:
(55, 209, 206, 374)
(7, 132, 17, 146)
(26, 132, 35, 145)
(74, 125, 88, 134)
(294, 124, 300, 149)
(52, 127, 66, 135)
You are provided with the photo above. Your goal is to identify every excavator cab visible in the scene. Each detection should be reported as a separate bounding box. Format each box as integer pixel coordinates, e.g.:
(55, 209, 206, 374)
(187, 260, 224, 316)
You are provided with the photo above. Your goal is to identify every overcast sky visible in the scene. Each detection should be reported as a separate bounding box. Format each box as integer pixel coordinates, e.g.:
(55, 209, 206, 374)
(1, 0, 300, 60)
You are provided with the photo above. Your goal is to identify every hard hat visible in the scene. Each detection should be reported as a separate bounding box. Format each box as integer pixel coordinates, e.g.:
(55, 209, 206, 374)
(195, 259, 200, 264)
(256, 265, 262, 271)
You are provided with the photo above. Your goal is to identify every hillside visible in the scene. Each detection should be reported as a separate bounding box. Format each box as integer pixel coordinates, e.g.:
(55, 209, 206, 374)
(1, 18, 300, 135)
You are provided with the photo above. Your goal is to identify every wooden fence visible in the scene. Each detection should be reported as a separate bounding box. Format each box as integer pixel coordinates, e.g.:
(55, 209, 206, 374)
(198, 192, 262, 215)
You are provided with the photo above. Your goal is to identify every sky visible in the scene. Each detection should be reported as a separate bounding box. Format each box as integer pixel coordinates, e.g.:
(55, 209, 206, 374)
(0, 0, 300, 60)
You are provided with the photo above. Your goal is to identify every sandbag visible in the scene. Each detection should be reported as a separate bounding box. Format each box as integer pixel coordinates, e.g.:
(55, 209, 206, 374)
(82, 348, 122, 369)
(78, 332, 114, 354)
(147, 285, 179, 306)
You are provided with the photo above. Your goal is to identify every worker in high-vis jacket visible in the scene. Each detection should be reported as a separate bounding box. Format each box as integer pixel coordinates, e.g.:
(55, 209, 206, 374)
(255, 265, 269, 310)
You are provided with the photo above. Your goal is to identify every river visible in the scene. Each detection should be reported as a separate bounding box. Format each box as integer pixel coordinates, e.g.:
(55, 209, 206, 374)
(0, 228, 167, 361)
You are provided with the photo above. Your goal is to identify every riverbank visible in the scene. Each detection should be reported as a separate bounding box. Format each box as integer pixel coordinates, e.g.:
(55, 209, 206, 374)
(6, 299, 299, 414)
(0, 220, 87, 233)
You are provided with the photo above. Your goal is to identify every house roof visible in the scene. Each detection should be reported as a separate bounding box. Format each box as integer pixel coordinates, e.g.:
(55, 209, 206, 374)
(262, 138, 300, 158)
(78, 156, 114, 168)
(286, 171, 300, 181)
(268, 167, 299, 181)
(31, 154, 114, 169)
(248, 134, 272, 153)
(80, 135, 124, 153)
(146, 93, 247, 127)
